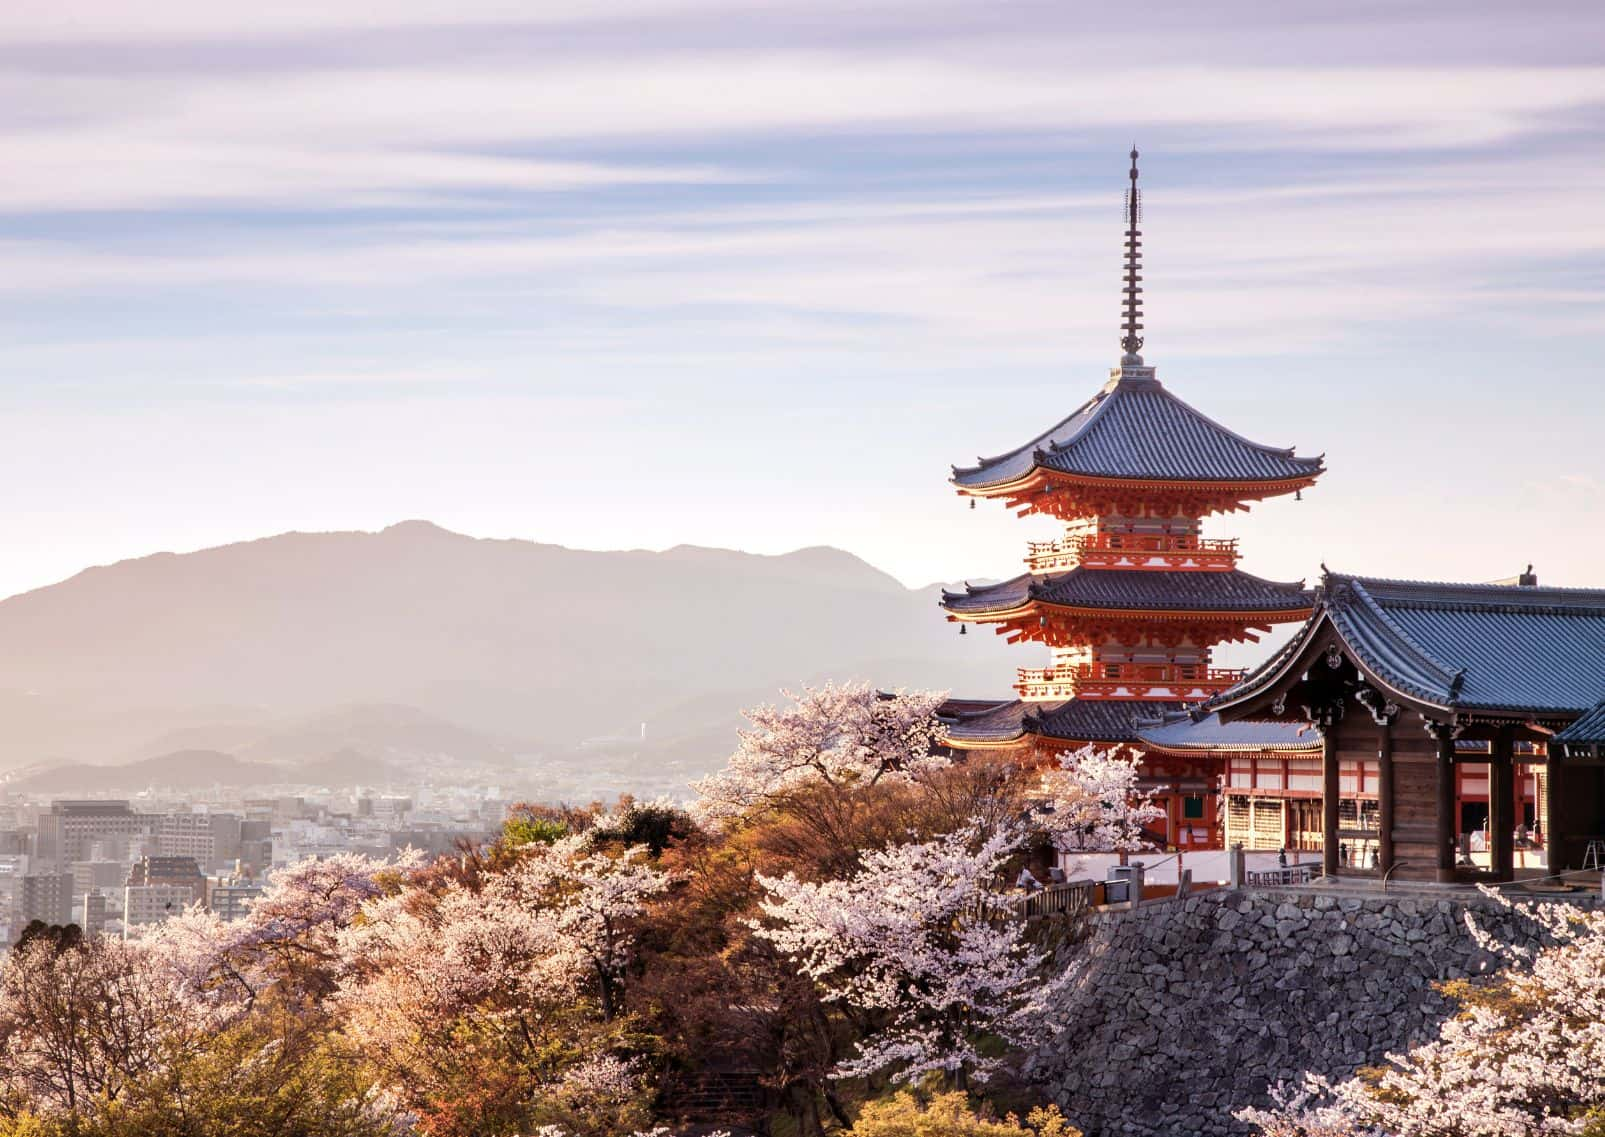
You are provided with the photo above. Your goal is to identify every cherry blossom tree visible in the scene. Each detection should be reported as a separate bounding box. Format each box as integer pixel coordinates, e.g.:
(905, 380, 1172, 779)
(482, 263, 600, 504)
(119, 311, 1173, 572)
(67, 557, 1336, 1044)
(0, 934, 198, 1116)
(531, 1128, 730, 1137)
(137, 849, 423, 1012)
(494, 834, 674, 1020)
(335, 835, 672, 1136)
(753, 822, 1070, 1090)
(692, 683, 948, 825)
(1239, 890, 1605, 1137)
(1036, 744, 1163, 854)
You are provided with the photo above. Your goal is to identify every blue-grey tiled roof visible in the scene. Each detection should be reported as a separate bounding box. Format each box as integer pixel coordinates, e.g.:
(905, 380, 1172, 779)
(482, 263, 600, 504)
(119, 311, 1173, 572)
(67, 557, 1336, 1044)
(1029, 699, 1183, 743)
(940, 697, 1185, 745)
(1137, 712, 1321, 752)
(952, 372, 1324, 490)
(937, 698, 1031, 743)
(1215, 573, 1605, 717)
(1326, 575, 1605, 713)
(941, 567, 1311, 616)
(940, 698, 1323, 749)
(1553, 699, 1605, 744)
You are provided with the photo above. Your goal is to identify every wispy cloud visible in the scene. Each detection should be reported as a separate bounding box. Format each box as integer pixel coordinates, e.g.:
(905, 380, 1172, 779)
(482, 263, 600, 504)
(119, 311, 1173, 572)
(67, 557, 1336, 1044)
(0, 1, 1603, 600)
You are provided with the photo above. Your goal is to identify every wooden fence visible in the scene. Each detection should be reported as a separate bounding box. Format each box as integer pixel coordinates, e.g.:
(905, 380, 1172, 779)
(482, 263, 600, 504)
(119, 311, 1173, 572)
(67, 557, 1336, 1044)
(968, 880, 1099, 922)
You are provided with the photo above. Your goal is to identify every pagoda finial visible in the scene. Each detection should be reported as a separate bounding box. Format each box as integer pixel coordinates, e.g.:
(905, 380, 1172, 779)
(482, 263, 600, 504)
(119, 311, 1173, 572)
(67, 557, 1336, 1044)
(1120, 146, 1145, 363)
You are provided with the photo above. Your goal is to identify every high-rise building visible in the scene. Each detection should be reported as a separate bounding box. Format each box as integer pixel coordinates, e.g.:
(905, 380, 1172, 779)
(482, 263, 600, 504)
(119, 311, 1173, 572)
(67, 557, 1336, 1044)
(939, 151, 1325, 848)
(72, 859, 127, 899)
(36, 801, 148, 866)
(154, 812, 242, 869)
(19, 872, 74, 928)
(81, 892, 108, 937)
(208, 880, 264, 922)
(127, 855, 207, 906)
(238, 819, 272, 874)
(0, 857, 26, 931)
(122, 884, 195, 930)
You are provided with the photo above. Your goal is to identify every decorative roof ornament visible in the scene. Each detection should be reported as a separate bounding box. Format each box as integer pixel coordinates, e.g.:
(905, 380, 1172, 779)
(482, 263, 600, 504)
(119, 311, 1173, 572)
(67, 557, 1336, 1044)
(1120, 146, 1145, 364)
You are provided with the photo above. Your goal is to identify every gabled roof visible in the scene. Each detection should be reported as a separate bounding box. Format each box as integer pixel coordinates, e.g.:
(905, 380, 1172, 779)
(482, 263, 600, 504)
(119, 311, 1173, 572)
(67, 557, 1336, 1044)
(939, 697, 1188, 746)
(939, 698, 1325, 750)
(937, 698, 1032, 744)
(951, 369, 1324, 490)
(1136, 711, 1321, 753)
(941, 567, 1311, 617)
(1212, 572, 1605, 718)
(1555, 699, 1605, 745)
(1029, 699, 1181, 743)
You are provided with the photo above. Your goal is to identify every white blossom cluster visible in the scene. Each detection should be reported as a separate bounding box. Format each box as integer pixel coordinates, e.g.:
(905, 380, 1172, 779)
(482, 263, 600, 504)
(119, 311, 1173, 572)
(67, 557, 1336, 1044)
(754, 821, 1072, 1087)
(336, 834, 672, 1035)
(691, 682, 948, 824)
(140, 848, 425, 1013)
(1037, 744, 1164, 853)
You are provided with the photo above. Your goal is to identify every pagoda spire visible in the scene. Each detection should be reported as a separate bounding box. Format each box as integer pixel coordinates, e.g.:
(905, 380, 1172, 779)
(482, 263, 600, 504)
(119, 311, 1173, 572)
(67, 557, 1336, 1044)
(1120, 147, 1145, 363)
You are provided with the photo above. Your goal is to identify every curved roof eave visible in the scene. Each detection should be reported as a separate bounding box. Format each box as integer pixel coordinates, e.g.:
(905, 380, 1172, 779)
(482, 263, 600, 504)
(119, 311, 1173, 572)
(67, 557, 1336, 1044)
(1207, 581, 1460, 723)
(951, 388, 1113, 488)
(951, 376, 1326, 490)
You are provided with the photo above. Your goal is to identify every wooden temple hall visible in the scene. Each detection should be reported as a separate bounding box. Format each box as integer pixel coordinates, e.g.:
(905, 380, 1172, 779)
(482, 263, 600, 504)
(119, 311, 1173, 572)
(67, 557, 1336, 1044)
(1208, 574, 1605, 883)
(934, 150, 1605, 880)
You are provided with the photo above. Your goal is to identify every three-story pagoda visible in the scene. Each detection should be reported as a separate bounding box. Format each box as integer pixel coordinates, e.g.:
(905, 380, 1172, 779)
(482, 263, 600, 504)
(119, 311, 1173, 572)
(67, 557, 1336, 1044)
(939, 151, 1325, 847)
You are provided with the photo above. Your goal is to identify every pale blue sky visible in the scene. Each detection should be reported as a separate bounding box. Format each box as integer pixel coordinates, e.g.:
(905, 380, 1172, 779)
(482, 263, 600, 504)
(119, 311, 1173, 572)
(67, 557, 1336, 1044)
(3, 0, 1604, 642)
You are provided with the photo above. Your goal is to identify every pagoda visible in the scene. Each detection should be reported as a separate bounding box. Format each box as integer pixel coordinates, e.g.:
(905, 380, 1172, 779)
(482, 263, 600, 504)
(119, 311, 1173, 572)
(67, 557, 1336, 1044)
(939, 150, 1325, 848)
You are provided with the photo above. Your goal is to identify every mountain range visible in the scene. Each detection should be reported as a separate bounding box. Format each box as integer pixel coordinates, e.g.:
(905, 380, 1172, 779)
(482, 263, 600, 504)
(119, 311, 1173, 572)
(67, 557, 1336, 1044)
(0, 522, 1017, 791)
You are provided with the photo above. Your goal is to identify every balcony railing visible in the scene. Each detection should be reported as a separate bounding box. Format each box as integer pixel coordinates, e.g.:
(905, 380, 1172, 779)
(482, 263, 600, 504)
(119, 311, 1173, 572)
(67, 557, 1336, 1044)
(1016, 664, 1248, 701)
(1024, 533, 1240, 573)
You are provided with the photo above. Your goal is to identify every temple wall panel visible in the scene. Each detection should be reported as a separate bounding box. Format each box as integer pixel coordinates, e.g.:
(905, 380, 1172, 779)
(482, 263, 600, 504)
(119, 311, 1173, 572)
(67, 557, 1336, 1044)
(1549, 762, 1605, 871)
(1390, 754, 1438, 843)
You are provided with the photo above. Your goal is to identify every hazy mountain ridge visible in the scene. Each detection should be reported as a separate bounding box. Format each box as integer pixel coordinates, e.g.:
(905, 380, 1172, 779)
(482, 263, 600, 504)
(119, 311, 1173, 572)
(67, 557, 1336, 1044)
(6, 741, 420, 795)
(0, 523, 1016, 781)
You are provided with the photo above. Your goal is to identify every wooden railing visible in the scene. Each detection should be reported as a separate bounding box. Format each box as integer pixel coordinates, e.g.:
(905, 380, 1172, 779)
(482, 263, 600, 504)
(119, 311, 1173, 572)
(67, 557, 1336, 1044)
(1025, 532, 1240, 572)
(1016, 664, 1247, 700)
(1012, 879, 1097, 919)
(1020, 663, 1249, 684)
(970, 880, 1098, 921)
(1024, 534, 1092, 572)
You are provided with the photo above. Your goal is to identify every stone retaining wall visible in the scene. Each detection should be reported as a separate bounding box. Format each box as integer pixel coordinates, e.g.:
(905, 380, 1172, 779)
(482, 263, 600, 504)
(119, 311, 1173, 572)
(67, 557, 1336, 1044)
(1027, 887, 1585, 1136)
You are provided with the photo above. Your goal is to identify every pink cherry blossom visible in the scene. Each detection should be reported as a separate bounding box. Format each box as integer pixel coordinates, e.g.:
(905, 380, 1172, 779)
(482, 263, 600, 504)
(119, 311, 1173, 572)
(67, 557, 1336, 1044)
(754, 822, 1073, 1087)
(692, 683, 948, 824)
(1037, 744, 1163, 853)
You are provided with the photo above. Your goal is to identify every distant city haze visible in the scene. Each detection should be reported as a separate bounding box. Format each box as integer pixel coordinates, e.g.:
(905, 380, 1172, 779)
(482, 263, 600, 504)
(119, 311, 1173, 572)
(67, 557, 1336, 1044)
(2, 2, 1603, 610)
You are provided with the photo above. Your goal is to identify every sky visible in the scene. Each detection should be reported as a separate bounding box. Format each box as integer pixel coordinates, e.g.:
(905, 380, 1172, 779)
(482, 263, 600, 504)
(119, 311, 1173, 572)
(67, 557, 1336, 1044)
(3, 0, 1605, 634)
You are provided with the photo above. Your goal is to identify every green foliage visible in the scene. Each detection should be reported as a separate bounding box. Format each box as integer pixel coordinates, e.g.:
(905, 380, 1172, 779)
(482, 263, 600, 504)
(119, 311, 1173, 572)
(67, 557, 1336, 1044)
(502, 814, 569, 846)
(0, 1015, 399, 1137)
(847, 1091, 1080, 1137)
(591, 800, 694, 856)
